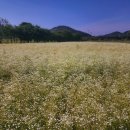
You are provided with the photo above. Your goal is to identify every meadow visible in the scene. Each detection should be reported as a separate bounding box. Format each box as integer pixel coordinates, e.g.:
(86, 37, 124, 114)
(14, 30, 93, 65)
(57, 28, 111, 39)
(0, 42, 130, 130)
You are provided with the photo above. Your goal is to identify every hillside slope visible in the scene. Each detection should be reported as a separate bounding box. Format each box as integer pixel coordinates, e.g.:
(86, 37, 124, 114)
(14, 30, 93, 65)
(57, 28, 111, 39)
(51, 26, 92, 41)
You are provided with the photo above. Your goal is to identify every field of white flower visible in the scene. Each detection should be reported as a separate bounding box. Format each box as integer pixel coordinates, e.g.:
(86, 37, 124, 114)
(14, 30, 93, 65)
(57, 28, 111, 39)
(0, 42, 130, 130)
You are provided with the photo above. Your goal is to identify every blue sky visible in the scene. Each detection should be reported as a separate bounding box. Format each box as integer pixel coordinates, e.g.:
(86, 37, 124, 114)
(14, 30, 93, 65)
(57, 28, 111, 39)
(0, 0, 130, 35)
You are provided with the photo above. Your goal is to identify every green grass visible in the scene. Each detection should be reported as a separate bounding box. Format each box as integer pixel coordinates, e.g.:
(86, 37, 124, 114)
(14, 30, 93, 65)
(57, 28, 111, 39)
(0, 42, 130, 130)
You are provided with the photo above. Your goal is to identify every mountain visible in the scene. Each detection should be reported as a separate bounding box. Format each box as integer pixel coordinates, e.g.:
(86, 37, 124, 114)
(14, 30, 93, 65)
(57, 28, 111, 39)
(51, 26, 91, 41)
(124, 31, 130, 37)
(103, 30, 130, 38)
(103, 31, 123, 38)
(51, 26, 91, 37)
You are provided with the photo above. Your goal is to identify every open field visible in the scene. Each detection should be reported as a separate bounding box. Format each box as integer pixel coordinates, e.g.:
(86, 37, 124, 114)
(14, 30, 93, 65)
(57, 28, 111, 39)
(0, 42, 130, 130)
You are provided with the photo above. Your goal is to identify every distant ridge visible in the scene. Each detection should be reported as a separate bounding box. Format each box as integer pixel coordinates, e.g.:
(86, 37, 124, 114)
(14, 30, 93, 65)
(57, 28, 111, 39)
(103, 30, 130, 38)
(103, 31, 122, 37)
(124, 30, 130, 37)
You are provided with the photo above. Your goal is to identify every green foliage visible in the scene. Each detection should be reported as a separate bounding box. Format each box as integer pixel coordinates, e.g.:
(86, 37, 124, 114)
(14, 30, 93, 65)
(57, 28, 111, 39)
(0, 22, 84, 43)
(0, 21, 89, 43)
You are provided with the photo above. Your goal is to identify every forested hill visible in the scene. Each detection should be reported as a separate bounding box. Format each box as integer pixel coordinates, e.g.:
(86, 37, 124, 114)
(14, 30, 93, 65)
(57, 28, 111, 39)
(51, 26, 91, 37)
(103, 31, 130, 38)
(96, 31, 130, 41)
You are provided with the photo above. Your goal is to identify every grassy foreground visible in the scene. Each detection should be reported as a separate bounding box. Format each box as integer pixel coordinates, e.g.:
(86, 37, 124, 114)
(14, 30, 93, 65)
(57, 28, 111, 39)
(0, 42, 130, 130)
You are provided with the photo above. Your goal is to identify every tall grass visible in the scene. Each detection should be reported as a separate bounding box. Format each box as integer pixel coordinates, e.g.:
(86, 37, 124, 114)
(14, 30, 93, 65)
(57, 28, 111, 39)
(0, 42, 130, 130)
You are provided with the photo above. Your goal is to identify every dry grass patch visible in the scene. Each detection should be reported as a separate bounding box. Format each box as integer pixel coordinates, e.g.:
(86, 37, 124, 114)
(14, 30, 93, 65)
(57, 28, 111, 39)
(0, 42, 130, 129)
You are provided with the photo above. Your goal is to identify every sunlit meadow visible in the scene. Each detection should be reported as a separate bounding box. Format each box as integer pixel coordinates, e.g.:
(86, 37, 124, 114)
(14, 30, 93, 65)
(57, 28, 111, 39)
(0, 42, 130, 130)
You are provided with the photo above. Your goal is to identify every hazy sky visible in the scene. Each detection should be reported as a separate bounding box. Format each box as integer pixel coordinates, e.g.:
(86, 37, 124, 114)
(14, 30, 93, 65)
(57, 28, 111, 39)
(0, 0, 130, 35)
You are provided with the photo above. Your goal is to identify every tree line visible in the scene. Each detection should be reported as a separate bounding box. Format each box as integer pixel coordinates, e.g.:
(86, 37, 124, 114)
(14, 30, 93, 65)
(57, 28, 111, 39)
(0, 17, 130, 43)
(0, 18, 86, 43)
(0, 18, 53, 43)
